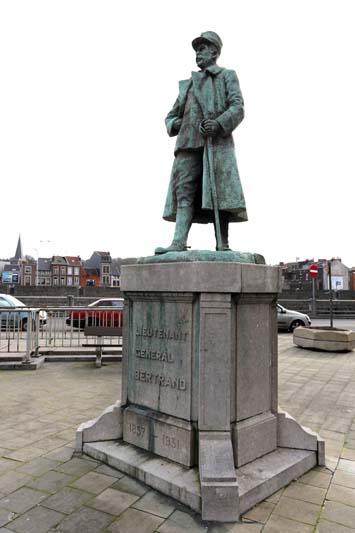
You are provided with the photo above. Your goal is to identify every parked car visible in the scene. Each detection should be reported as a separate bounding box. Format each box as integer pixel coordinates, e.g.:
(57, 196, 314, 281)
(277, 304, 311, 332)
(0, 293, 47, 331)
(66, 298, 124, 329)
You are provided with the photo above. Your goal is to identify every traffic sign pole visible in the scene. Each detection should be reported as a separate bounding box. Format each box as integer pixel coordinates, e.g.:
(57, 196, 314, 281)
(312, 278, 316, 317)
(328, 260, 333, 328)
(309, 264, 318, 317)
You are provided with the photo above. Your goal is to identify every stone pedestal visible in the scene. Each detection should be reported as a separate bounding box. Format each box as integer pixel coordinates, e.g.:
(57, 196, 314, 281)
(77, 260, 325, 522)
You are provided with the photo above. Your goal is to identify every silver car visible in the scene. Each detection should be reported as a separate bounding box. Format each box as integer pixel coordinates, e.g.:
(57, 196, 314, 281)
(0, 294, 47, 331)
(277, 304, 311, 332)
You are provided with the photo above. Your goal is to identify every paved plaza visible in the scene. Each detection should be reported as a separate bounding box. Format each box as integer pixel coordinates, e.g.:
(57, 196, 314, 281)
(0, 333, 355, 531)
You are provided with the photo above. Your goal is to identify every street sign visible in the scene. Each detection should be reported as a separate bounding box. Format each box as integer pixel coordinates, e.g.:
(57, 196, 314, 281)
(309, 263, 318, 279)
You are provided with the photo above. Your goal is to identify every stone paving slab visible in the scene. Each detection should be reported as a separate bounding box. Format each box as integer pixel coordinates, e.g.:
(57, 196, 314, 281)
(55, 506, 114, 532)
(316, 519, 355, 532)
(0, 339, 355, 530)
(108, 507, 165, 532)
(70, 471, 117, 494)
(6, 504, 64, 533)
(0, 487, 47, 514)
(41, 486, 93, 514)
(27, 470, 75, 494)
(87, 487, 139, 516)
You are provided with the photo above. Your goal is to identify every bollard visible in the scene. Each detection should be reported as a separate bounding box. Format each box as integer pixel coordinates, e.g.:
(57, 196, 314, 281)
(24, 310, 32, 364)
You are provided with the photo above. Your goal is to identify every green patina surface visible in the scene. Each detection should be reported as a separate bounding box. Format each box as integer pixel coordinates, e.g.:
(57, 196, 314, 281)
(138, 250, 265, 264)
(155, 31, 256, 255)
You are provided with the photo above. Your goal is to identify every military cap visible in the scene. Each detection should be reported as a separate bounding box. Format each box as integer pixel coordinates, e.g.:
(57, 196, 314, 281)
(192, 31, 223, 55)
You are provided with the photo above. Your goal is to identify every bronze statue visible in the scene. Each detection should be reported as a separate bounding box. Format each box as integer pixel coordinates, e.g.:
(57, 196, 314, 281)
(155, 31, 247, 255)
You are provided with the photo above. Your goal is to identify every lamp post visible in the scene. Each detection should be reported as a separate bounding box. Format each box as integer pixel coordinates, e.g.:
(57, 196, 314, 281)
(33, 248, 39, 286)
(328, 259, 334, 328)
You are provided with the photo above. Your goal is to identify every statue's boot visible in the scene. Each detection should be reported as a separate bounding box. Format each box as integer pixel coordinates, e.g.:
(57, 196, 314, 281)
(155, 206, 193, 255)
(214, 212, 231, 251)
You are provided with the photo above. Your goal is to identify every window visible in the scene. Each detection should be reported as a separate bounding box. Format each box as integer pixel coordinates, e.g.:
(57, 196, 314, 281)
(67, 277, 73, 286)
(97, 300, 111, 307)
(53, 277, 58, 285)
(67, 267, 73, 275)
(74, 267, 80, 276)
(60, 277, 65, 285)
(102, 265, 110, 274)
(60, 266, 66, 275)
(74, 276, 79, 285)
(102, 275, 110, 285)
(53, 267, 59, 275)
(25, 276, 31, 285)
(0, 298, 11, 307)
(25, 266, 32, 274)
(45, 278, 51, 285)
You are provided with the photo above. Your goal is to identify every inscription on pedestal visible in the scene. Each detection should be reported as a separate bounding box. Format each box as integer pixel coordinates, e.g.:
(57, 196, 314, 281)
(123, 406, 196, 467)
(127, 294, 194, 420)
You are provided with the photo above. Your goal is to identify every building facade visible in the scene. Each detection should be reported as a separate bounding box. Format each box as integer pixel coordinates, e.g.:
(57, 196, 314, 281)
(84, 251, 112, 287)
(280, 258, 350, 292)
(1, 236, 118, 288)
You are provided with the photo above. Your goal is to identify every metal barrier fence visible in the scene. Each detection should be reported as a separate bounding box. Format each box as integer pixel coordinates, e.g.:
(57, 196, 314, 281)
(0, 306, 123, 362)
(0, 309, 38, 362)
(279, 299, 355, 318)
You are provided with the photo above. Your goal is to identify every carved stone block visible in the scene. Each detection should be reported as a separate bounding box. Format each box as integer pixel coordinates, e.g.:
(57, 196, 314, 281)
(126, 293, 195, 421)
(232, 412, 277, 467)
(123, 406, 196, 467)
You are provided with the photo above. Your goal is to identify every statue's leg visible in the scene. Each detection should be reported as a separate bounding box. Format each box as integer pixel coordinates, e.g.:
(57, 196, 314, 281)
(172, 205, 194, 248)
(214, 211, 230, 251)
(155, 206, 194, 254)
(155, 151, 201, 255)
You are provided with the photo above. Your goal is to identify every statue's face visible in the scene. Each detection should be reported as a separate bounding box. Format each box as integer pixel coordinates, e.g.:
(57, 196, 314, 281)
(195, 43, 216, 70)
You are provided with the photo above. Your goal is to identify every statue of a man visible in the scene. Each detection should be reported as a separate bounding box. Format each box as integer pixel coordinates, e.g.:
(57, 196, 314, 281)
(155, 31, 248, 255)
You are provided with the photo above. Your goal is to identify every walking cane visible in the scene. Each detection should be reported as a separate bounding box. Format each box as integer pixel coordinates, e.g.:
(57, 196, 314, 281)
(206, 135, 223, 251)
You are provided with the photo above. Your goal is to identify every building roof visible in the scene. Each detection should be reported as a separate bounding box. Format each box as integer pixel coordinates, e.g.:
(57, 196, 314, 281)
(85, 251, 112, 269)
(3, 264, 20, 272)
(65, 256, 81, 266)
(38, 258, 51, 271)
(94, 251, 111, 262)
(52, 256, 67, 265)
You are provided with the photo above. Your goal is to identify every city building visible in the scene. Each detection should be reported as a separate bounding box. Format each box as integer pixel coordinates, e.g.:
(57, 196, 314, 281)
(51, 256, 68, 287)
(1, 236, 23, 284)
(80, 267, 100, 287)
(64, 256, 81, 287)
(1, 264, 20, 285)
(280, 258, 350, 292)
(1, 236, 120, 288)
(84, 251, 112, 287)
(37, 258, 52, 286)
(20, 258, 36, 286)
(111, 268, 120, 287)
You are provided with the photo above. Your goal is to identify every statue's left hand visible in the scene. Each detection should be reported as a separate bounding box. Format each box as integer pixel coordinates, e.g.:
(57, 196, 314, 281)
(201, 119, 221, 137)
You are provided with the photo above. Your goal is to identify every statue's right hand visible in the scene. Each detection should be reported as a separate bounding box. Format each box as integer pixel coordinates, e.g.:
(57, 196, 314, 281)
(199, 122, 207, 137)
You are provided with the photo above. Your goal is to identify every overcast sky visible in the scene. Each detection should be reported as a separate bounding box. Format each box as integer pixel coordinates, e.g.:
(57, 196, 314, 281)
(1, 0, 355, 266)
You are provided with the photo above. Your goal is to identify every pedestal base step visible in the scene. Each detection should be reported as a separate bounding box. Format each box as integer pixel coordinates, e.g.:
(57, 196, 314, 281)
(83, 440, 317, 516)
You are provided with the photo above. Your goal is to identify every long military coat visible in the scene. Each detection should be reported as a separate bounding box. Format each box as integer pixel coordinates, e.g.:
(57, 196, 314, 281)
(163, 64, 248, 224)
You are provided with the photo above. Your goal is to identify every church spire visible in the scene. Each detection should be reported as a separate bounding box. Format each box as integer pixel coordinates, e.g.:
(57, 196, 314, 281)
(14, 234, 23, 262)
